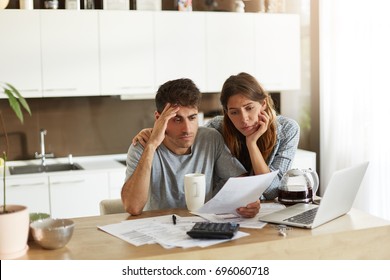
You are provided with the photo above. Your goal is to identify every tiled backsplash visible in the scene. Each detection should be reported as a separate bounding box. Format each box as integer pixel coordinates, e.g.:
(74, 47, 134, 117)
(1, 91, 278, 161)
(0, 96, 155, 160)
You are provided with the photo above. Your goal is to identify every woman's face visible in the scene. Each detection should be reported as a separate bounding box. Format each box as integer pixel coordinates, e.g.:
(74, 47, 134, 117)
(226, 94, 266, 137)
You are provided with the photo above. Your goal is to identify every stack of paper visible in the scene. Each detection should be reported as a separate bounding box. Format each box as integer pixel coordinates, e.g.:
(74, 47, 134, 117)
(98, 215, 249, 249)
(98, 172, 285, 248)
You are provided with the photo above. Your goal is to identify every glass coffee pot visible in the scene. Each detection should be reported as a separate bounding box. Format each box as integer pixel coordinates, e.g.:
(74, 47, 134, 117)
(278, 168, 319, 205)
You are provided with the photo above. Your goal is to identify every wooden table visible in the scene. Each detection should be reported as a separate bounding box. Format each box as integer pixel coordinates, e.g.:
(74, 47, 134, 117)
(18, 208, 390, 260)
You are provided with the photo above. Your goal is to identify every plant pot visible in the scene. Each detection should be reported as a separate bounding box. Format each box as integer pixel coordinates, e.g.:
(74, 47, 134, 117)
(0, 205, 29, 259)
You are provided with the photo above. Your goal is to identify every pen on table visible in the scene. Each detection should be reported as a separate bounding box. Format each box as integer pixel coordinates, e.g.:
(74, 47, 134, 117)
(172, 214, 177, 225)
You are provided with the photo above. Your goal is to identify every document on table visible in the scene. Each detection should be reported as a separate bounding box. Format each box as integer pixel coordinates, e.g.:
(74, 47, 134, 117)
(194, 203, 286, 229)
(98, 215, 249, 249)
(195, 171, 278, 215)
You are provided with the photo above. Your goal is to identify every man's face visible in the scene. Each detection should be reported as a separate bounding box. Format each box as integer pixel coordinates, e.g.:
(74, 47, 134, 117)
(158, 106, 199, 155)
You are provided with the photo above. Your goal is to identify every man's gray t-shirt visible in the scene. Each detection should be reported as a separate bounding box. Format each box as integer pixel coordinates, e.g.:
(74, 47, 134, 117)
(125, 126, 247, 210)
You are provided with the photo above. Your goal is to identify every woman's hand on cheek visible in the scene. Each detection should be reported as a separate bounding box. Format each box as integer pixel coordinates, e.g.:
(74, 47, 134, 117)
(258, 110, 269, 134)
(246, 111, 269, 145)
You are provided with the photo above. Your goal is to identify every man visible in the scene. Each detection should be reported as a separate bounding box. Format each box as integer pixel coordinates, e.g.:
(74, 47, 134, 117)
(121, 78, 260, 217)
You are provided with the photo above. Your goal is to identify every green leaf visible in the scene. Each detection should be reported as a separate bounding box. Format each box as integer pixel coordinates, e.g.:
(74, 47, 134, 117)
(4, 88, 24, 123)
(5, 83, 31, 115)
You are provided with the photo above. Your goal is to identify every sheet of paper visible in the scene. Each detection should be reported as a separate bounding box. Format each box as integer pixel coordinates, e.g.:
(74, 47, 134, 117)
(194, 203, 286, 229)
(195, 171, 278, 215)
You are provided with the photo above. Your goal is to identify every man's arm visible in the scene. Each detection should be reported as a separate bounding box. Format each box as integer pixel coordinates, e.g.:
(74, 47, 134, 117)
(121, 144, 158, 215)
(121, 104, 179, 215)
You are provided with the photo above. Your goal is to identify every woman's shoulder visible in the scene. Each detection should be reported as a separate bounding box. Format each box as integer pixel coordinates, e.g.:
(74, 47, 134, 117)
(276, 115, 300, 136)
(204, 115, 224, 132)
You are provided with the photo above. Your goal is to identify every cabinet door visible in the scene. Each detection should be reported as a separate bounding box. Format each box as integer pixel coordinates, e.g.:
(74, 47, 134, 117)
(108, 169, 125, 199)
(254, 14, 301, 91)
(99, 11, 155, 98)
(206, 12, 256, 92)
(49, 172, 109, 218)
(1, 176, 50, 214)
(155, 11, 207, 92)
(0, 10, 42, 98)
(40, 10, 100, 97)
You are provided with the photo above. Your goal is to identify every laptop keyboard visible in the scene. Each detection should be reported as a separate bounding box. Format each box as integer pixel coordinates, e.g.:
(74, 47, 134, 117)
(283, 207, 319, 225)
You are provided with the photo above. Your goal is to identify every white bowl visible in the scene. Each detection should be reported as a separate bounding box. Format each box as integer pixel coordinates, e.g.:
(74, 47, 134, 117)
(30, 218, 74, 250)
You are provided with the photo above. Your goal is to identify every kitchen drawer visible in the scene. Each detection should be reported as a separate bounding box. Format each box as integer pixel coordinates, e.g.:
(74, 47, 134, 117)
(49, 172, 109, 218)
(1, 176, 50, 214)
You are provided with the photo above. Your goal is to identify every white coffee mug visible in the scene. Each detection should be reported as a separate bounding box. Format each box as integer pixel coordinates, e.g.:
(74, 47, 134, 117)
(19, 0, 34, 9)
(184, 173, 206, 211)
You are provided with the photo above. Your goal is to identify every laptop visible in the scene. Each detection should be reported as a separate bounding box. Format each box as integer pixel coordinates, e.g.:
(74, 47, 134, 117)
(259, 162, 369, 229)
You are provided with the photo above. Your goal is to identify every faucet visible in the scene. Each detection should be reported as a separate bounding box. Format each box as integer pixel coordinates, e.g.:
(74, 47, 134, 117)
(35, 129, 54, 166)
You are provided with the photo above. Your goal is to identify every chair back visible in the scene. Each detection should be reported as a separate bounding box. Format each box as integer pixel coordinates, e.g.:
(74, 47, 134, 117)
(99, 199, 125, 215)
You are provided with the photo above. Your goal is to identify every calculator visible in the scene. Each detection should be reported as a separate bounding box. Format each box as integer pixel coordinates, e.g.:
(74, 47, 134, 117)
(186, 222, 240, 239)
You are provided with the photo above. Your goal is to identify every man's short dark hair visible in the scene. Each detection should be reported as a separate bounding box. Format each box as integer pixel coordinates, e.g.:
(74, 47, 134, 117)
(155, 78, 201, 113)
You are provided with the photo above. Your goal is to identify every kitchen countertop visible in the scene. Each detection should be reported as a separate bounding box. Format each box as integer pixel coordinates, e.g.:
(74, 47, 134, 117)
(1, 154, 127, 178)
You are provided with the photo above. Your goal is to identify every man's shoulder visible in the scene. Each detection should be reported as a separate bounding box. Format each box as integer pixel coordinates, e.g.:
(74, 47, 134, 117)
(127, 141, 144, 156)
(197, 126, 223, 139)
(196, 126, 224, 147)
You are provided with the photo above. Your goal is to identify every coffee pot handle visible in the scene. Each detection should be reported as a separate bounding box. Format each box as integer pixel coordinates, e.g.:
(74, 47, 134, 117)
(309, 169, 320, 196)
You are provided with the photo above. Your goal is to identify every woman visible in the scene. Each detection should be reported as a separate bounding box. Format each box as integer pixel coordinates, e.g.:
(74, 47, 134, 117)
(207, 72, 300, 199)
(133, 72, 300, 200)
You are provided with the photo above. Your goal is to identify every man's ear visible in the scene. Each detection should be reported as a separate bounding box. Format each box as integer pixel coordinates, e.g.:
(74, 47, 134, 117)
(154, 111, 160, 120)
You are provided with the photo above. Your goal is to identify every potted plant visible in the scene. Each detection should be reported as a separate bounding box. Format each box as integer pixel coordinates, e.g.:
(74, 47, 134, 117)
(0, 82, 31, 259)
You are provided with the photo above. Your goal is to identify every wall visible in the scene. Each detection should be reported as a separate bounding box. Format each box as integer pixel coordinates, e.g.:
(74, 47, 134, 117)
(0, 97, 156, 160)
(280, 0, 318, 165)
(0, 93, 230, 161)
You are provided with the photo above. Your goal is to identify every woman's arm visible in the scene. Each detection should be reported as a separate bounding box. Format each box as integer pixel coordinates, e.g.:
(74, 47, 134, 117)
(262, 117, 300, 199)
(131, 128, 152, 147)
(246, 111, 271, 175)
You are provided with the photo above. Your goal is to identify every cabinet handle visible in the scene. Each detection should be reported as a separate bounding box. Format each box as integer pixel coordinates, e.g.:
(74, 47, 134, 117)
(21, 89, 40, 92)
(9, 182, 46, 187)
(50, 179, 85, 185)
(44, 88, 77, 92)
(118, 86, 151, 90)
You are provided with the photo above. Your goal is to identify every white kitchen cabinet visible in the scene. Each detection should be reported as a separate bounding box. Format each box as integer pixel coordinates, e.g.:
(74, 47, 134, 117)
(1, 176, 50, 214)
(49, 172, 109, 218)
(205, 12, 256, 92)
(40, 10, 100, 97)
(108, 169, 126, 199)
(0, 10, 300, 98)
(254, 14, 301, 91)
(154, 11, 207, 92)
(0, 10, 42, 98)
(292, 149, 316, 171)
(99, 11, 155, 98)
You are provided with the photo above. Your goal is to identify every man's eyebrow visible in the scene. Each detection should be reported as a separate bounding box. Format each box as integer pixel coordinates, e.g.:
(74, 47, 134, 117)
(174, 113, 198, 119)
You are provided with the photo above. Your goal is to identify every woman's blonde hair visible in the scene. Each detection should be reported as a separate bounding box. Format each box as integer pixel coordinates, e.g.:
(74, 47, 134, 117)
(220, 72, 277, 168)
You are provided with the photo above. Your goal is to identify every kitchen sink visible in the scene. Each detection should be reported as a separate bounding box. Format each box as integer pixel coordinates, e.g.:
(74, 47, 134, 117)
(9, 163, 83, 175)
